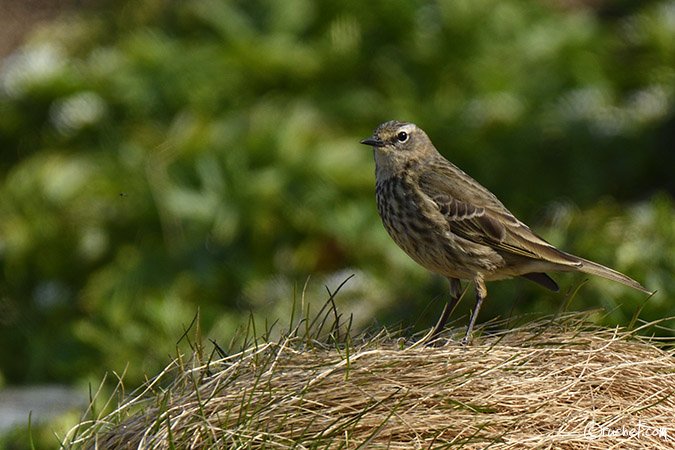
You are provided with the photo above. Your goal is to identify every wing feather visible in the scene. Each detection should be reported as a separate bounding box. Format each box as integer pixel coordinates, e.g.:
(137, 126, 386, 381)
(417, 163, 581, 268)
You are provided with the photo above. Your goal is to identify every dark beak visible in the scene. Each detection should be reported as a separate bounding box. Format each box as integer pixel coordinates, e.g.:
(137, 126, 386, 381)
(360, 136, 384, 147)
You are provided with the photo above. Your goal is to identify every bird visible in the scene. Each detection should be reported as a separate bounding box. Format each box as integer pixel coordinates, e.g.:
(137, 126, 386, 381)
(360, 120, 652, 344)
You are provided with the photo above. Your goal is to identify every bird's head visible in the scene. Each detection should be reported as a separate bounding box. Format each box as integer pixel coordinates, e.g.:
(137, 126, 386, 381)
(360, 120, 436, 177)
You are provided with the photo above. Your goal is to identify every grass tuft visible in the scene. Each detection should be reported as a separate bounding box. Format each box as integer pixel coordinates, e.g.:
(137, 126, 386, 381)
(61, 283, 675, 449)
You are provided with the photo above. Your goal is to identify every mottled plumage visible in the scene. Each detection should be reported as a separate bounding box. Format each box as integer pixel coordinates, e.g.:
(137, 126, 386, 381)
(361, 120, 651, 344)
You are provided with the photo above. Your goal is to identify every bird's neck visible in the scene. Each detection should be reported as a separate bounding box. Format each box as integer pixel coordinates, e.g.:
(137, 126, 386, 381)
(374, 150, 418, 181)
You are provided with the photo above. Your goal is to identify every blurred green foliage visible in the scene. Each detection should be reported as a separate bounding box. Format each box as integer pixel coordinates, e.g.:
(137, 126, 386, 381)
(0, 0, 674, 390)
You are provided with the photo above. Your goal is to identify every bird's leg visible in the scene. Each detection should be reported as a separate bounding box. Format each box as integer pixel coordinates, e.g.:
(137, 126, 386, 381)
(422, 278, 462, 345)
(461, 275, 487, 345)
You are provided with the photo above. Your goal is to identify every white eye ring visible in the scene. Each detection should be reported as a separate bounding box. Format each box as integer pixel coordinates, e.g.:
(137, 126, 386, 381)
(396, 131, 409, 142)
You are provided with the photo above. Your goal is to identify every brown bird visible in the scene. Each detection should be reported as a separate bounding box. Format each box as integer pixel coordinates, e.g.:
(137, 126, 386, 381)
(361, 120, 651, 344)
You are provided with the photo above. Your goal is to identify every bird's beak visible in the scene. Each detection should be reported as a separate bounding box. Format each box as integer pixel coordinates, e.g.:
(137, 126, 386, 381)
(360, 136, 384, 147)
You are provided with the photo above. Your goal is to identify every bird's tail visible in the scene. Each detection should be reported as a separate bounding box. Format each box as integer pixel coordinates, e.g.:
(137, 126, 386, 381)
(576, 257, 652, 295)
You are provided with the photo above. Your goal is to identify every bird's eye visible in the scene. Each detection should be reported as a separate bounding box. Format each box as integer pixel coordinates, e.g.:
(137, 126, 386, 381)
(397, 131, 408, 142)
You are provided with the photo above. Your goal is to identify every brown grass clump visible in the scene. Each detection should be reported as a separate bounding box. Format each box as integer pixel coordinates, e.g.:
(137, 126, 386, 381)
(64, 313, 675, 449)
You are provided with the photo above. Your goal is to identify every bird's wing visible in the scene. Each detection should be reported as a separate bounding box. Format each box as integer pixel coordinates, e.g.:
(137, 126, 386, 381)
(417, 164, 581, 268)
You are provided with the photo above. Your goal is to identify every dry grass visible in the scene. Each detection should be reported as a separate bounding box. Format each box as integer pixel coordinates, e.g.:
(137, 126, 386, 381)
(62, 308, 675, 450)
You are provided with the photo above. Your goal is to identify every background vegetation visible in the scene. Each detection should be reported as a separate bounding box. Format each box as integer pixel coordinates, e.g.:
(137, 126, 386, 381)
(0, 1, 673, 440)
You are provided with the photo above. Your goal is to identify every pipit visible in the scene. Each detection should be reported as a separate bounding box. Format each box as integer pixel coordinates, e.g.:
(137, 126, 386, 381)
(361, 120, 651, 344)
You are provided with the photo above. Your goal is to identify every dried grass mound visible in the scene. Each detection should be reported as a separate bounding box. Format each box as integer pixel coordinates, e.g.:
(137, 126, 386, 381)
(65, 314, 675, 449)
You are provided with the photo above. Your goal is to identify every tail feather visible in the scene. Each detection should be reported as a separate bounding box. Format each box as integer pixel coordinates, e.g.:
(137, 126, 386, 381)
(521, 272, 560, 292)
(576, 257, 652, 295)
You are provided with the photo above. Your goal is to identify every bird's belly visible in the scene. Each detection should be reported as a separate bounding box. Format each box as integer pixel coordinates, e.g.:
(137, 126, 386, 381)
(376, 186, 503, 280)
